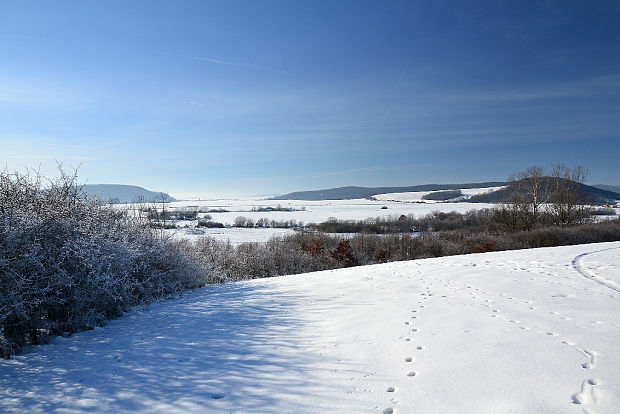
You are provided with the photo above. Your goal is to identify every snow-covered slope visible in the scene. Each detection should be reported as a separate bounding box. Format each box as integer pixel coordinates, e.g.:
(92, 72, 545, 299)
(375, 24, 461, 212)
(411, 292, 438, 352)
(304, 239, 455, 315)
(2, 242, 619, 413)
(374, 186, 505, 203)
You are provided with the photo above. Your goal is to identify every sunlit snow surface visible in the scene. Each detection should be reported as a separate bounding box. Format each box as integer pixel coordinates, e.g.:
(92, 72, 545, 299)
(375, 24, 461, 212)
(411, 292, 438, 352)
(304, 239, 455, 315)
(161, 197, 496, 226)
(164, 226, 296, 245)
(2, 242, 619, 413)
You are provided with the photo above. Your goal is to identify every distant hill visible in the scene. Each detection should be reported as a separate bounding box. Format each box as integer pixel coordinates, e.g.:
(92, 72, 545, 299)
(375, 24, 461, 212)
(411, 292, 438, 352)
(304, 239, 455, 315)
(81, 184, 176, 204)
(467, 179, 620, 204)
(271, 182, 506, 200)
(594, 184, 620, 194)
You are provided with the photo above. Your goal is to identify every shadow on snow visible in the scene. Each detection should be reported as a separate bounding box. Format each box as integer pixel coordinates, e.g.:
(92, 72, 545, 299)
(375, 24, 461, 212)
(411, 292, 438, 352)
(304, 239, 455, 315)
(0, 281, 343, 413)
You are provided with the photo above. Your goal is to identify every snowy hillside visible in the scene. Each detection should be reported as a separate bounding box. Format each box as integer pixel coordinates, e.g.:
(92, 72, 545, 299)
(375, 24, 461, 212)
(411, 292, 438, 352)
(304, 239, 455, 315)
(373, 186, 505, 203)
(1, 242, 619, 413)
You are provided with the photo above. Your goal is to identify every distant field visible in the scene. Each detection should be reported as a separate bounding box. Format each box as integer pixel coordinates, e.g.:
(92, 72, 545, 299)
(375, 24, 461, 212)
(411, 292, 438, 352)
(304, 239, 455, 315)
(165, 226, 296, 244)
(159, 197, 496, 225)
(152, 197, 493, 243)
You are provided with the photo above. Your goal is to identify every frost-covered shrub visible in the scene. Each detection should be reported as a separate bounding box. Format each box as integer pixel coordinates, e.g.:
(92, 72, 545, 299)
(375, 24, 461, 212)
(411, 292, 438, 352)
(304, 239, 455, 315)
(307, 210, 492, 234)
(0, 169, 210, 357)
(189, 220, 620, 284)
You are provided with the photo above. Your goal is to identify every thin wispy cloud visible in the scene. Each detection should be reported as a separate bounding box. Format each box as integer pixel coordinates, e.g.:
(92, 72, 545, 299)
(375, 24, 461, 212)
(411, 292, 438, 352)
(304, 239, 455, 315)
(192, 56, 275, 72)
(442, 74, 620, 103)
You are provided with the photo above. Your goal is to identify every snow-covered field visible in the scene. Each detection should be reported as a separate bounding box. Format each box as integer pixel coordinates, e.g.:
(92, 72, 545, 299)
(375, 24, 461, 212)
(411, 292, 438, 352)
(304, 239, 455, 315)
(2, 242, 619, 413)
(142, 197, 496, 243)
(164, 226, 296, 245)
(155, 197, 616, 244)
(159, 198, 496, 226)
(373, 186, 505, 203)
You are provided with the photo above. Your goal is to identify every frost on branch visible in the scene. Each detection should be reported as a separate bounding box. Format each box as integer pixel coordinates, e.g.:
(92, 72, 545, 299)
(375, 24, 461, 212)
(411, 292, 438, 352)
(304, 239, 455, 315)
(0, 167, 211, 357)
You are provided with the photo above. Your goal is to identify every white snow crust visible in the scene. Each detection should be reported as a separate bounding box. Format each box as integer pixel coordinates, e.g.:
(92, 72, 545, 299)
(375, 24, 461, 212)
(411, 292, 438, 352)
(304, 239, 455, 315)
(1, 242, 619, 413)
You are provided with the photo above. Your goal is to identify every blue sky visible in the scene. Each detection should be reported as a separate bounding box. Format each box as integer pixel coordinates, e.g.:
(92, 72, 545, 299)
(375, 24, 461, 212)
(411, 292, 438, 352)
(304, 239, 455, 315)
(1, 1, 619, 198)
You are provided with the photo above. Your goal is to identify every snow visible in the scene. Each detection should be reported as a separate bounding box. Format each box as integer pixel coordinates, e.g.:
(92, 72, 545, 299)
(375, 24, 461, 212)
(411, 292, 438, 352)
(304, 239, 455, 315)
(373, 186, 506, 203)
(2, 242, 619, 413)
(148, 197, 496, 226)
(164, 226, 295, 244)
(139, 196, 496, 244)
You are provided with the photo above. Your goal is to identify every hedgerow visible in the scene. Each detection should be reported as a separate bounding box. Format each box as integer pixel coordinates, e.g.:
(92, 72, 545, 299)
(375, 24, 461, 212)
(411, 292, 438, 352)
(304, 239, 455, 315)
(0, 169, 212, 357)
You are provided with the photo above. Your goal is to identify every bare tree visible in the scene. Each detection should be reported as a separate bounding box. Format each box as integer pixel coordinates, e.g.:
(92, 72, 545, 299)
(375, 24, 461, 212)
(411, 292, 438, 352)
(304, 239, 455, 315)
(492, 191, 529, 232)
(548, 164, 590, 226)
(494, 169, 540, 232)
(512, 166, 551, 227)
(496, 164, 591, 230)
(157, 192, 170, 231)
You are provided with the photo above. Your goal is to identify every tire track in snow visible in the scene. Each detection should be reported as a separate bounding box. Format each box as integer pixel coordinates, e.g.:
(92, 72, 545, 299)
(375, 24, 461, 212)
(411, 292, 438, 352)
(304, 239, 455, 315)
(572, 247, 620, 293)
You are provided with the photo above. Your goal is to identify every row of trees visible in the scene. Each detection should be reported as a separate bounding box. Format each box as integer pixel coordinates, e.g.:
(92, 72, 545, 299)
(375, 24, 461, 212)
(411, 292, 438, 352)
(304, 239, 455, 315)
(494, 164, 592, 231)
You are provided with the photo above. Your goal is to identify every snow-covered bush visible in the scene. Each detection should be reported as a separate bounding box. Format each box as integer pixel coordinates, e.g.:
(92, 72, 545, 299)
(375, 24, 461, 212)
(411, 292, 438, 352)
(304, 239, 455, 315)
(0, 169, 210, 357)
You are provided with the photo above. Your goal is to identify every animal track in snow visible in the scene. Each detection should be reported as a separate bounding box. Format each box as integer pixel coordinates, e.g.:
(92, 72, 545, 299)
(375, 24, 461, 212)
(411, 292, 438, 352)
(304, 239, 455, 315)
(211, 393, 225, 399)
(383, 408, 394, 414)
(416, 346, 424, 350)
(572, 348, 600, 410)
(386, 386, 396, 392)
(407, 371, 417, 376)
(405, 357, 413, 362)
(582, 349, 597, 369)
(572, 378, 599, 405)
